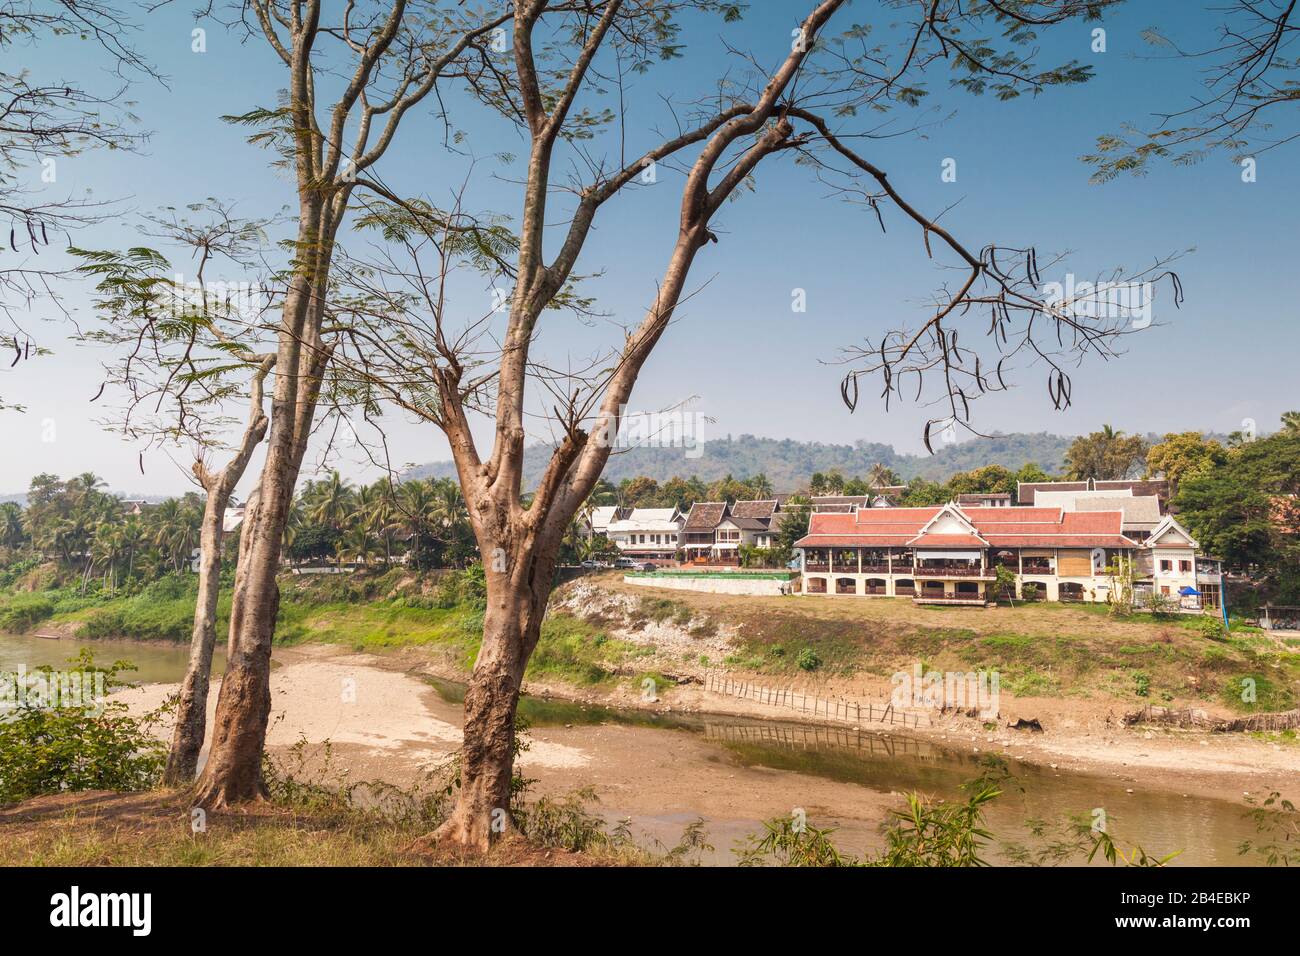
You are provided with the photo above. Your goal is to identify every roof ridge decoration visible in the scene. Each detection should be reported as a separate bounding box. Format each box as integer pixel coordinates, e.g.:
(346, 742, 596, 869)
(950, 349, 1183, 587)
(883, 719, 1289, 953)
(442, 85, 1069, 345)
(1145, 514, 1199, 550)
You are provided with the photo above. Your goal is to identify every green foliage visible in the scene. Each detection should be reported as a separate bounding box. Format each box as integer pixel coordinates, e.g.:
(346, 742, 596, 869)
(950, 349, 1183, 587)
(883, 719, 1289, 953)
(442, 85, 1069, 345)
(994, 565, 1017, 603)
(738, 762, 1180, 868)
(1176, 427, 1300, 603)
(0, 592, 56, 632)
(873, 781, 999, 867)
(1086, 830, 1182, 867)
(1146, 431, 1227, 487)
(736, 815, 849, 867)
(1220, 672, 1295, 714)
(796, 647, 822, 672)
(0, 650, 168, 804)
(1064, 425, 1148, 481)
(517, 787, 619, 853)
(528, 613, 642, 686)
(1239, 791, 1300, 867)
(1198, 616, 1228, 641)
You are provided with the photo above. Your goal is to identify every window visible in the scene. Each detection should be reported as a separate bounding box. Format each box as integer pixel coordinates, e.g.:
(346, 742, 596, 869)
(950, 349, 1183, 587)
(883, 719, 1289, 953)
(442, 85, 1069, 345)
(1179, 560, 1191, 573)
(1160, 559, 1172, 572)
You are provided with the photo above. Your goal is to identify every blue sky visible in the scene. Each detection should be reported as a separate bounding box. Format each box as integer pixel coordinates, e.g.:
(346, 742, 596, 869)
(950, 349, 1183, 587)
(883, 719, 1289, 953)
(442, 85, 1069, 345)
(5, 0, 1297, 495)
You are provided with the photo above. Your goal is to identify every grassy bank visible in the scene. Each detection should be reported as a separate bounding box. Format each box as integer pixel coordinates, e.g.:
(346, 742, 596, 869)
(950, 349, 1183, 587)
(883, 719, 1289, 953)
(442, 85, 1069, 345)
(595, 577, 1300, 716)
(4, 568, 1297, 715)
(0, 568, 664, 693)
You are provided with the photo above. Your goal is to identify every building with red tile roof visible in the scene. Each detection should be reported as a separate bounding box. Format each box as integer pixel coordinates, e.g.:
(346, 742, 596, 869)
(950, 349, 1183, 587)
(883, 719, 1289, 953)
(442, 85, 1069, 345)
(794, 500, 1218, 608)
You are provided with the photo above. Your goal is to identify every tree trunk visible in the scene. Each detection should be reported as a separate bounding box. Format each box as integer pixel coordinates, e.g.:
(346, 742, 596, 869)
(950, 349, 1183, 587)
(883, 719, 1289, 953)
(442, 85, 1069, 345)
(433, 547, 554, 851)
(192, 444, 293, 808)
(192, 286, 324, 808)
(163, 491, 228, 785)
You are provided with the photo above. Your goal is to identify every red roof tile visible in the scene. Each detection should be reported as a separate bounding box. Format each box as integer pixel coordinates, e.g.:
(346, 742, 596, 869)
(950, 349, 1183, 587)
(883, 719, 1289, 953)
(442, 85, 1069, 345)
(793, 502, 1136, 550)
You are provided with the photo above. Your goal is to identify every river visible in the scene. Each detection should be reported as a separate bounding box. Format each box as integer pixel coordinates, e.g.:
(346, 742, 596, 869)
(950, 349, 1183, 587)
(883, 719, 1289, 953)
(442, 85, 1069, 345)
(2, 632, 1266, 865)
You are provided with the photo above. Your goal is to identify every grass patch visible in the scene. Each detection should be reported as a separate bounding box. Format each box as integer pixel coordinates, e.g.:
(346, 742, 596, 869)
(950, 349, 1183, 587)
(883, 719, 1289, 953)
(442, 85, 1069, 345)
(1220, 672, 1297, 714)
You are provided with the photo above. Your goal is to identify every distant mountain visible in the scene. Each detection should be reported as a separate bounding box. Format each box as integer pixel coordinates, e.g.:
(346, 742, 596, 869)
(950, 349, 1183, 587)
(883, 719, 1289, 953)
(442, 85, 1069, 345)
(406, 431, 1082, 490)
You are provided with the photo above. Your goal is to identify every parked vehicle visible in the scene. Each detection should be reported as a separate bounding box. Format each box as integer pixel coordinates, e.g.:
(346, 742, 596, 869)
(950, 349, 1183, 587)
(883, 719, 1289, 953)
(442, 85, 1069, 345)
(614, 556, 639, 569)
(640, 562, 658, 572)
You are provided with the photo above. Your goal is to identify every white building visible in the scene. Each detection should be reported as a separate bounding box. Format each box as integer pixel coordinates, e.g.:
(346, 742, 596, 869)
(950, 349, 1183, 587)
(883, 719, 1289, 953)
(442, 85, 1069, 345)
(606, 507, 684, 560)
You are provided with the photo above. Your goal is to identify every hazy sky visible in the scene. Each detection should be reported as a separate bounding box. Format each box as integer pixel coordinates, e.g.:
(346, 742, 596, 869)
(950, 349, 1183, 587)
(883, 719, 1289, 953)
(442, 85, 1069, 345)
(5, 1, 1297, 496)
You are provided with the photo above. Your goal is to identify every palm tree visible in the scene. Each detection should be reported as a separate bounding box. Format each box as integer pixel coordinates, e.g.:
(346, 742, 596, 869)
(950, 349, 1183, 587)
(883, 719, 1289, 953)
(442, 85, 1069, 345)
(429, 479, 471, 564)
(304, 470, 355, 531)
(1282, 410, 1300, 434)
(119, 516, 145, 582)
(867, 463, 900, 489)
(750, 473, 773, 499)
(363, 479, 401, 565)
(89, 520, 124, 592)
(282, 497, 304, 557)
(342, 526, 378, 568)
(397, 479, 438, 567)
(150, 498, 190, 571)
(0, 502, 25, 550)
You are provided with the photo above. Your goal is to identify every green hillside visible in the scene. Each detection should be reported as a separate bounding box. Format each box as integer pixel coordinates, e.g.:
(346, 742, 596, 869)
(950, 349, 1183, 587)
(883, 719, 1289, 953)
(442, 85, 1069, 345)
(408, 432, 1079, 490)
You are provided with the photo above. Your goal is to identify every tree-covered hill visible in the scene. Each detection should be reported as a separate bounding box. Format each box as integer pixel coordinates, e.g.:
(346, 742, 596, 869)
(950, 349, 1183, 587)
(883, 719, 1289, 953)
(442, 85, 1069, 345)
(407, 432, 1081, 490)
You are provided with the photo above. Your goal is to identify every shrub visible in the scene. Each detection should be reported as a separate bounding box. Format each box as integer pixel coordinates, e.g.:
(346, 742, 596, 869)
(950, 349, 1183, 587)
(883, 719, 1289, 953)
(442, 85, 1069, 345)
(1198, 616, 1227, 641)
(0, 593, 56, 633)
(0, 650, 168, 804)
(796, 647, 822, 672)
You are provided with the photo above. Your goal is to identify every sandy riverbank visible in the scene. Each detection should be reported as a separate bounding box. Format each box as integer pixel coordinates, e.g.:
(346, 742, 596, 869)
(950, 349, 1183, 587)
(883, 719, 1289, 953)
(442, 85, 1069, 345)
(389, 646, 1299, 808)
(97, 641, 1298, 862)
(112, 644, 918, 858)
(108, 639, 1300, 810)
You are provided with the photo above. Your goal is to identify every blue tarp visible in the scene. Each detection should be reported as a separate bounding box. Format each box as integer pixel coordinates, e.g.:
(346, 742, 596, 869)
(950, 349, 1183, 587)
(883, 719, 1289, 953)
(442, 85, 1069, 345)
(1178, 586, 1201, 596)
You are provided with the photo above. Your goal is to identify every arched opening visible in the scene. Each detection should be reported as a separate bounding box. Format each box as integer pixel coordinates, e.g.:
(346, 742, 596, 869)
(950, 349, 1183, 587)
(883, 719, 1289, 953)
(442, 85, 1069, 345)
(864, 578, 887, 596)
(1059, 582, 1085, 602)
(894, 578, 915, 596)
(806, 577, 827, 594)
(835, 577, 857, 595)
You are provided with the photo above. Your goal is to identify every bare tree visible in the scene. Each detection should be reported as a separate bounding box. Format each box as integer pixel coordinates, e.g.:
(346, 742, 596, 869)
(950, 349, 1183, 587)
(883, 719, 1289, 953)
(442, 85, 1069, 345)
(186, 0, 517, 808)
(76, 200, 281, 783)
(321, 0, 1147, 850)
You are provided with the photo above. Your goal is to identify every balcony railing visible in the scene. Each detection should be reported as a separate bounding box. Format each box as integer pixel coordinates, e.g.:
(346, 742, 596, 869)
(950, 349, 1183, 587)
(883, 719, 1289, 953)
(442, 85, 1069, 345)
(804, 562, 830, 572)
(1021, 563, 1053, 575)
(861, 563, 890, 573)
(913, 565, 992, 578)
